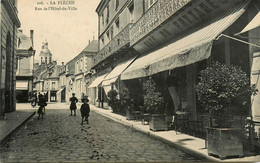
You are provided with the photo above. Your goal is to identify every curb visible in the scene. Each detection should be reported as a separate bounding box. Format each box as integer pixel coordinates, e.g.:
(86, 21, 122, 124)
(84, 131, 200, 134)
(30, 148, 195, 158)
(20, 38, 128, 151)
(93, 109, 218, 162)
(0, 111, 36, 146)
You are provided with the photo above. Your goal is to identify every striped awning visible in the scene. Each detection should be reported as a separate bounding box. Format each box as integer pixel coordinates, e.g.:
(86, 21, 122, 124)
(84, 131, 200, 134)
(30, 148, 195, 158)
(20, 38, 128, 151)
(121, 0, 250, 80)
(88, 73, 108, 88)
(236, 11, 260, 35)
(102, 57, 136, 86)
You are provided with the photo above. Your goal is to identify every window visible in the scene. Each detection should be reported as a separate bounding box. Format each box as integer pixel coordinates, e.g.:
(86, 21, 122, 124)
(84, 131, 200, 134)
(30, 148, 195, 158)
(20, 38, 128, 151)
(128, 2, 134, 23)
(115, 0, 119, 10)
(101, 36, 104, 44)
(101, 14, 104, 27)
(49, 57, 52, 63)
(106, 6, 109, 24)
(110, 27, 114, 39)
(115, 18, 120, 29)
(45, 57, 47, 63)
(52, 82, 55, 90)
(106, 31, 110, 41)
(80, 59, 83, 71)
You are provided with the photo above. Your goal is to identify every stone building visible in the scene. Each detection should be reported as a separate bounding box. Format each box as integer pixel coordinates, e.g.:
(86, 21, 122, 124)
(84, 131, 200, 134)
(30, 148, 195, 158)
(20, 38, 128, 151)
(65, 40, 98, 102)
(33, 41, 61, 102)
(0, 0, 20, 116)
(89, 0, 144, 107)
(91, 0, 260, 136)
(16, 29, 35, 103)
(57, 62, 66, 103)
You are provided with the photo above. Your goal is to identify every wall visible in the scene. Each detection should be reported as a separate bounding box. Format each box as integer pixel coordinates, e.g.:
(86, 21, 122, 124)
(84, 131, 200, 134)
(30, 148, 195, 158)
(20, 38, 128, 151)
(1, 3, 18, 113)
(98, 0, 131, 50)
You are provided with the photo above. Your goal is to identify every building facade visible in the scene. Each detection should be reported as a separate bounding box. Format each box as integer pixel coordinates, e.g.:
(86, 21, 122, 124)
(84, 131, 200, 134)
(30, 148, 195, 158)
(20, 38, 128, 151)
(90, 0, 143, 107)
(1, 0, 20, 116)
(16, 29, 35, 103)
(33, 41, 61, 102)
(57, 62, 66, 102)
(65, 40, 98, 102)
(90, 0, 258, 136)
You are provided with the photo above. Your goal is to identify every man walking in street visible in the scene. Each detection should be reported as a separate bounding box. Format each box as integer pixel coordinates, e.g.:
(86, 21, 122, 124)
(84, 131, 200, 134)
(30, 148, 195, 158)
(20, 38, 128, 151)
(69, 93, 78, 116)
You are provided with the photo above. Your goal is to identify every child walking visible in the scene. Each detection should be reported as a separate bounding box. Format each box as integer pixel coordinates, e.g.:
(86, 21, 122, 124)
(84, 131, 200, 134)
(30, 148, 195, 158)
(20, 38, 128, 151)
(80, 96, 90, 125)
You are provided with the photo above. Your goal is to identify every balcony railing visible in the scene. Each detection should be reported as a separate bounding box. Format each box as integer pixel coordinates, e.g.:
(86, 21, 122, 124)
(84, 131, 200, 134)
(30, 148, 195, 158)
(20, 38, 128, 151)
(93, 23, 133, 66)
(130, 0, 191, 46)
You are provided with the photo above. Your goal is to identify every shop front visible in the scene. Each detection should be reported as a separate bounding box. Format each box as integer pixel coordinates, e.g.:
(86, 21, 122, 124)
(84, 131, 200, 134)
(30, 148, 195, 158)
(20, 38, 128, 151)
(120, 0, 251, 135)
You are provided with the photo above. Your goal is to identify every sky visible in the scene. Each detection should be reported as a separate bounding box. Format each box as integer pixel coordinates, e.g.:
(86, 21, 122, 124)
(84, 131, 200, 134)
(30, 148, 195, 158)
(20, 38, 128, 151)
(17, 0, 100, 64)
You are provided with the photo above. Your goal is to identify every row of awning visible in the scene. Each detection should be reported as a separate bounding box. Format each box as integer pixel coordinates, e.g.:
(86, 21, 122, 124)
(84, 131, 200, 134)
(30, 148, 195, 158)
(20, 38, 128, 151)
(88, 0, 251, 88)
(88, 57, 137, 88)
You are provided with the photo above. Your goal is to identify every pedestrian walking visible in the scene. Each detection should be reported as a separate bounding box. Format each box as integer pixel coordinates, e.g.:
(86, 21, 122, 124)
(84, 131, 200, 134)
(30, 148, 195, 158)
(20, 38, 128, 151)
(69, 93, 78, 116)
(80, 96, 90, 125)
(37, 94, 47, 119)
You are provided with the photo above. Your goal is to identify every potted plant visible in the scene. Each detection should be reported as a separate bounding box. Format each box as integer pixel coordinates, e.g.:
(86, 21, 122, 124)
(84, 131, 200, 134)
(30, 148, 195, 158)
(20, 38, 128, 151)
(195, 61, 257, 159)
(143, 77, 167, 131)
(107, 89, 121, 113)
(120, 82, 135, 120)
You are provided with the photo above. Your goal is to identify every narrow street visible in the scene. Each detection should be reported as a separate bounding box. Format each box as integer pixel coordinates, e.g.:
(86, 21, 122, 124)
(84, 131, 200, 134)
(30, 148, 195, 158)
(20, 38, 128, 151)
(0, 103, 200, 162)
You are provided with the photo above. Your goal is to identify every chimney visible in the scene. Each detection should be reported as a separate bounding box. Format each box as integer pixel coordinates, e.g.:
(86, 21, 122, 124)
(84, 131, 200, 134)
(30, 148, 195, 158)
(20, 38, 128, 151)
(62, 62, 64, 66)
(89, 40, 91, 44)
(30, 30, 34, 47)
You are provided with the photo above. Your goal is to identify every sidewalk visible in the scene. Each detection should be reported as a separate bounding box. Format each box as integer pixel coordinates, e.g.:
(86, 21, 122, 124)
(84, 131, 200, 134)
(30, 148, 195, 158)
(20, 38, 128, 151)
(0, 109, 35, 146)
(91, 105, 260, 162)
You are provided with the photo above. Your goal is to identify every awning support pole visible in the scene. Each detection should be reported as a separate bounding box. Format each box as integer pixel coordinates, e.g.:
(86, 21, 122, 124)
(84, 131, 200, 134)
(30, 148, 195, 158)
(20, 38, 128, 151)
(216, 34, 260, 48)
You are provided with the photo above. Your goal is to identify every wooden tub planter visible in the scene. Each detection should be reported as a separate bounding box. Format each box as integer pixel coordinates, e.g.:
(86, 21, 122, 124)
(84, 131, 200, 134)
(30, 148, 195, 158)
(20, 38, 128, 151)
(125, 107, 135, 120)
(206, 127, 243, 159)
(149, 114, 168, 131)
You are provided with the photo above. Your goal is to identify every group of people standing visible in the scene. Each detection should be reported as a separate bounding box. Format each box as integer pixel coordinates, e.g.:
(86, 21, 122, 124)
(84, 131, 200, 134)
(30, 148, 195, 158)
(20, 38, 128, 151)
(70, 93, 90, 125)
(33, 92, 90, 124)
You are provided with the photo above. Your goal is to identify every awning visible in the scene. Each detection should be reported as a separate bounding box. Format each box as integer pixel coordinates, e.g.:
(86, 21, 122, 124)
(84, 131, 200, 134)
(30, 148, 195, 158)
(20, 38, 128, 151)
(121, 0, 250, 80)
(102, 57, 136, 86)
(16, 81, 28, 90)
(56, 87, 65, 94)
(88, 73, 108, 88)
(235, 11, 260, 35)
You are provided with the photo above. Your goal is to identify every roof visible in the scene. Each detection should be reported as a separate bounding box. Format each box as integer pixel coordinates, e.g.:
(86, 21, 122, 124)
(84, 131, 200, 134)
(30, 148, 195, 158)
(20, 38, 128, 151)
(65, 40, 98, 72)
(17, 31, 32, 50)
(82, 40, 98, 53)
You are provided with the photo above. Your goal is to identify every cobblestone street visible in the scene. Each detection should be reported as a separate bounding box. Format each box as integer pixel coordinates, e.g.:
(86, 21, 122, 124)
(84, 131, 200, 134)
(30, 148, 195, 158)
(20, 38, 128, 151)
(0, 104, 200, 162)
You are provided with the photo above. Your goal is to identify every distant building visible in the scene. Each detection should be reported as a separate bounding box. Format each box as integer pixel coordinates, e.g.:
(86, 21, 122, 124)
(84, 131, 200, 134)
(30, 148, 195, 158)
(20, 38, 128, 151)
(40, 41, 52, 65)
(64, 40, 98, 102)
(0, 0, 21, 115)
(33, 41, 61, 102)
(57, 62, 66, 102)
(16, 29, 35, 103)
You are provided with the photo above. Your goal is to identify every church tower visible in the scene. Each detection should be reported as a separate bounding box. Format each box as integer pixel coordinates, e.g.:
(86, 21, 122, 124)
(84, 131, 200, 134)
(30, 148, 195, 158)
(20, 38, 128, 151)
(39, 41, 52, 64)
